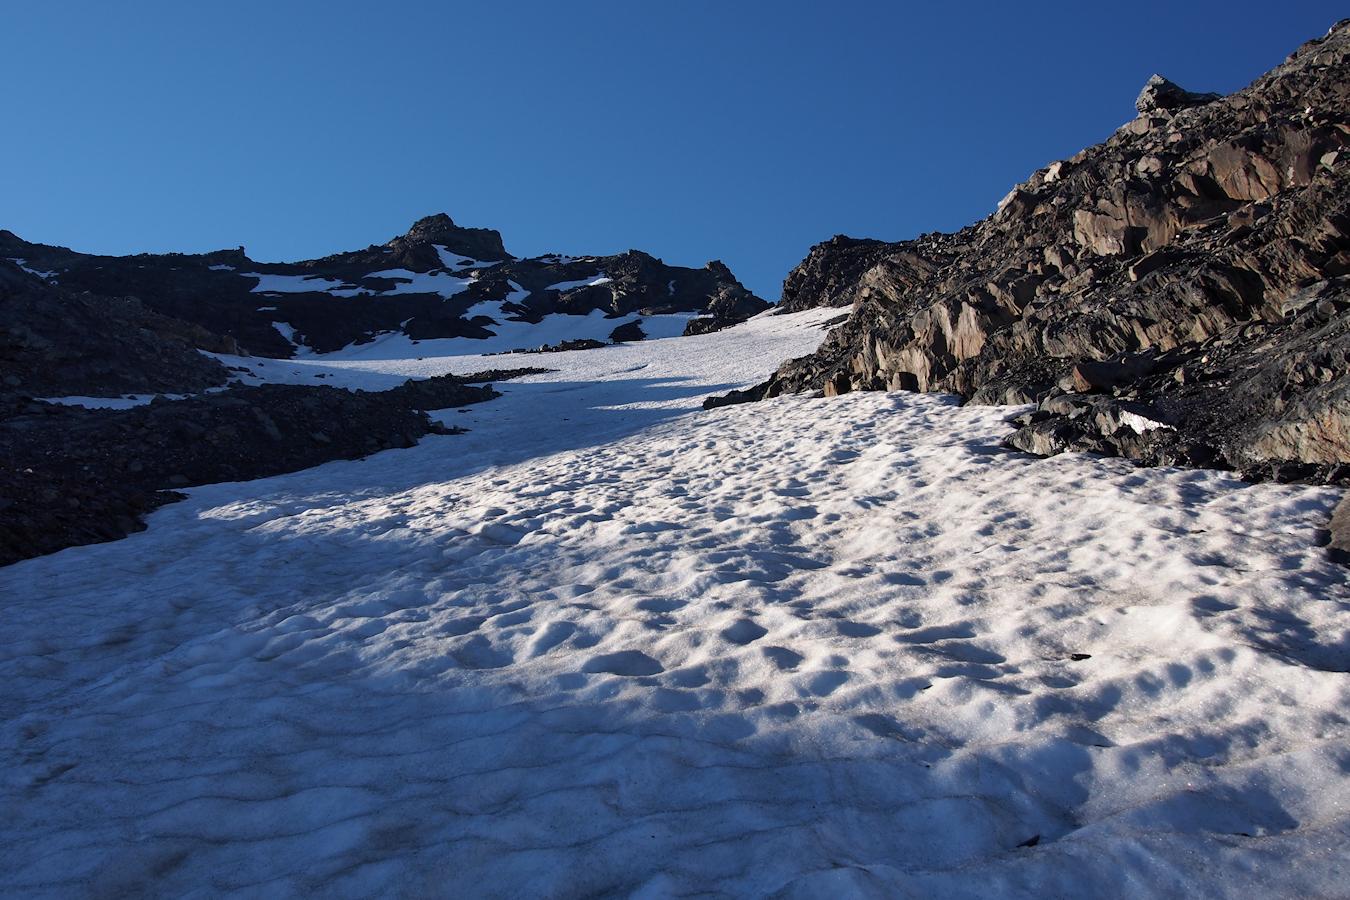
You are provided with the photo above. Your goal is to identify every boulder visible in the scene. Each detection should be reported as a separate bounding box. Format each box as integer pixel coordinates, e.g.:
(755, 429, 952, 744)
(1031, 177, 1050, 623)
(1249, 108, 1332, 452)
(1135, 74, 1221, 115)
(609, 320, 647, 343)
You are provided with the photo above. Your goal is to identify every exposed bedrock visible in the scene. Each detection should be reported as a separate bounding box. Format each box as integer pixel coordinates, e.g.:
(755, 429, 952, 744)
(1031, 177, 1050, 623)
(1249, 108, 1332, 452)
(714, 19, 1350, 485)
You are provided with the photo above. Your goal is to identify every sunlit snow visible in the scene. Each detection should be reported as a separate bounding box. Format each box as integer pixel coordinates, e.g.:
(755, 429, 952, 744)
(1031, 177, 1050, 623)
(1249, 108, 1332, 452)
(4, 308, 1348, 896)
(545, 274, 613, 292)
(246, 272, 354, 294)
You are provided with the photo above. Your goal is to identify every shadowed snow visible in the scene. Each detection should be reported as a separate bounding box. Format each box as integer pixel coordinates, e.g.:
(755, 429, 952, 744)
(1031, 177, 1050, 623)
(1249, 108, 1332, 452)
(3, 308, 1348, 897)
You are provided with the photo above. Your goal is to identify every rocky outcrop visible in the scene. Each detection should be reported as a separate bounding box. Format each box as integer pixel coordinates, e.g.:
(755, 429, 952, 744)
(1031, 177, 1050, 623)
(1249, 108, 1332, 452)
(681, 260, 772, 334)
(397, 213, 512, 261)
(777, 236, 892, 313)
(0, 260, 231, 397)
(609, 320, 647, 343)
(712, 19, 1350, 484)
(1, 216, 768, 364)
(1135, 74, 1221, 115)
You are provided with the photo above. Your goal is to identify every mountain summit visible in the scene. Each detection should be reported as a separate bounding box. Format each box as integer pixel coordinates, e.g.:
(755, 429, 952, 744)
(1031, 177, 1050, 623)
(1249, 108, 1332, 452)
(1, 215, 769, 371)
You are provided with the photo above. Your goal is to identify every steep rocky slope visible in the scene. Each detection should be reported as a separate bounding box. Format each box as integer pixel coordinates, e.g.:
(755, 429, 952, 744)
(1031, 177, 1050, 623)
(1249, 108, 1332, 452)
(714, 20, 1350, 482)
(0, 260, 232, 397)
(1, 214, 767, 361)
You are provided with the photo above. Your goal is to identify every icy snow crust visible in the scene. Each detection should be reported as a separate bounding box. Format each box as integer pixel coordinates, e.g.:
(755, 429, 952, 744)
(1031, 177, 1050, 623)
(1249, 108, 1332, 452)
(4, 309, 1349, 896)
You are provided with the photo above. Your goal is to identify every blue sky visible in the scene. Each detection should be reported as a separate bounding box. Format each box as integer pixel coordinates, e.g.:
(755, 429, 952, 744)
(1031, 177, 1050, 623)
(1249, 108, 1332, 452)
(1, 1, 1339, 299)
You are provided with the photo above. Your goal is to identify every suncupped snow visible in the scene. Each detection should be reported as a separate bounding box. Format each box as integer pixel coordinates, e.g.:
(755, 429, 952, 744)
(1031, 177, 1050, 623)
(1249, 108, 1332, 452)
(2, 309, 1348, 897)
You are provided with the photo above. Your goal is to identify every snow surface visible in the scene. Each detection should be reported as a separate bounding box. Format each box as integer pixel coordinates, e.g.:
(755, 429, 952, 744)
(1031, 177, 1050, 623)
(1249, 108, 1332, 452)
(246, 272, 354, 294)
(236, 255, 648, 355)
(4, 308, 1350, 897)
(271, 320, 298, 346)
(545, 274, 613, 292)
(245, 247, 500, 303)
(1119, 409, 1172, 435)
(535, 253, 593, 265)
(433, 245, 502, 271)
(355, 267, 476, 299)
(239, 308, 701, 362)
(36, 388, 234, 409)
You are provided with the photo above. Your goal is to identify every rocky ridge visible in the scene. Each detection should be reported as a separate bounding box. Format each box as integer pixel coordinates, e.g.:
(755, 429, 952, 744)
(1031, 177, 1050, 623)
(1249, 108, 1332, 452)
(1, 213, 768, 364)
(712, 20, 1350, 483)
(0, 207, 766, 566)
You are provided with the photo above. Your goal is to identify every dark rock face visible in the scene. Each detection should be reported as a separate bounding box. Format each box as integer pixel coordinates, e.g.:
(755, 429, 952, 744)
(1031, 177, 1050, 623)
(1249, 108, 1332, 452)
(0, 371, 534, 566)
(712, 19, 1350, 483)
(399, 213, 512, 261)
(0, 217, 768, 364)
(0, 260, 231, 397)
(777, 236, 891, 313)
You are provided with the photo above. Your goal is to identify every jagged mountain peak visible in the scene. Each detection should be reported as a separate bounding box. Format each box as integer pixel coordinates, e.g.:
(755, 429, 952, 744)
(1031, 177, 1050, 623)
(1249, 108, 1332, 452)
(394, 213, 513, 262)
(2, 213, 770, 366)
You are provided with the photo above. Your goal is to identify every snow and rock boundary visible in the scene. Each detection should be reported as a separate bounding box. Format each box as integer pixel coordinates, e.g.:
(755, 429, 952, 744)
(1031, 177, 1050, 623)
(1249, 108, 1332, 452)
(2, 307, 1347, 895)
(0, 370, 544, 566)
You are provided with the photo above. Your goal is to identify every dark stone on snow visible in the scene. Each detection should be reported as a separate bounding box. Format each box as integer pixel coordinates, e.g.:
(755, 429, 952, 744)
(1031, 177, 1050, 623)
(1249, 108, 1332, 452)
(609, 320, 646, 343)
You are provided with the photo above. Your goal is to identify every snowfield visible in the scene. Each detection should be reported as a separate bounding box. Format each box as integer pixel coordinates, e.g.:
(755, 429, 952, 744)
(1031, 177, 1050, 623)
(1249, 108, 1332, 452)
(3, 309, 1349, 897)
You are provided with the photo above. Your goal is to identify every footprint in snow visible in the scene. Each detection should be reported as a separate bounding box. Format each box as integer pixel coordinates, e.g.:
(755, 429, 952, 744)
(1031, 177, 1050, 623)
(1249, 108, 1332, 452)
(761, 646, 804, 671)
(927, 641, 1006, 665)
(528, 621, 576, 657)
(668, 666, 711, 688)
(582, 650, 664, 676)
(441, 616, 486, 636)
(853, 713, 922, 741)
(806, 670, 851, 696)
(452, 635, 514, 670)
(720, 619, 768, 646)
(634, 598, 685, 614)
(490, 609, 533, 628)
(895, 623, 976, 644)
(476, 522, 525, 545)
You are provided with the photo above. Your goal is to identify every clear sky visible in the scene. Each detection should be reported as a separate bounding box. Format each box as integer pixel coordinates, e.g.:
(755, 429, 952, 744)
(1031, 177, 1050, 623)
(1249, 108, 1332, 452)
(2, 1, 1340, 300)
